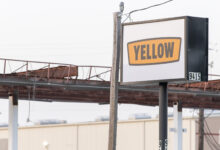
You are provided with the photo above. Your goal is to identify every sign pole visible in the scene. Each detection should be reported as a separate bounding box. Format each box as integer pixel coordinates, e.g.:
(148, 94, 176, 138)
(108, 10, 122, 150)
(159, 82, 168, 150)
(198, 108, 204, 150)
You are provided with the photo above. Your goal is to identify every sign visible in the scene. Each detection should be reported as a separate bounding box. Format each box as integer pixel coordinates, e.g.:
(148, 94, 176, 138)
(189, 72, 201, 81)
(127, 38, 181, 65)
(121, 16, 208, 84)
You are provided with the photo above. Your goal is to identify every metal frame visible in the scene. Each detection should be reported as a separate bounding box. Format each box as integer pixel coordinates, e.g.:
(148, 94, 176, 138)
(0, 58, 111, 82)
(0, 57, 219, 109)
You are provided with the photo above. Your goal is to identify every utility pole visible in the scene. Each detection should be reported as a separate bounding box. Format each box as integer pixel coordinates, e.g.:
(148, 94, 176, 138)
(198, 108, 204, 150)
(108, 2, 123, 150)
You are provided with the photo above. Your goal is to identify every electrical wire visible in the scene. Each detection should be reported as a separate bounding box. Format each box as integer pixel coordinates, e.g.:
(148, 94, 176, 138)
(94, 67, 98, 80)
(204, 120, 220, 149)
(205, 132, 216, 150)
(196, 120, 217, 150)
(195, 113, 220, 150)
(26, 87, 31, 122)
(204, 119, 220, 149)
(204, 127, 219, 150)
(205, 109, 215, 119)
(192, 108, 197, 119)
(82, 67, 84, 79)
(123, 0, 174, 23)
(8, 61, 12, 73)
(26, 81, 36, 123)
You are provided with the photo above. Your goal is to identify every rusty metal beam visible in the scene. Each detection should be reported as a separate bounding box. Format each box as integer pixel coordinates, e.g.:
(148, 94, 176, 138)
(1, 58, 220, 109)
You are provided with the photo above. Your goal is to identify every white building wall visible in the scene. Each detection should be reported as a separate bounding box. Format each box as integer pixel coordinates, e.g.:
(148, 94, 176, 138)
(0, 118, 197, 150)
(195, 116, 220, 150)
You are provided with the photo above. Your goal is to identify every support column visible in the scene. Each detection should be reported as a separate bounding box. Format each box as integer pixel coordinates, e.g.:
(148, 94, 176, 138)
(198, 108, 204, 150)
(8, 91, 18, 150)
(159, 82, 168, 150)
(173, 102, 182, 150)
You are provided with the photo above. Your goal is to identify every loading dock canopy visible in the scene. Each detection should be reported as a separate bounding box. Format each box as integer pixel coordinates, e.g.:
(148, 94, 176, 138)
(0, 58, 220, 109)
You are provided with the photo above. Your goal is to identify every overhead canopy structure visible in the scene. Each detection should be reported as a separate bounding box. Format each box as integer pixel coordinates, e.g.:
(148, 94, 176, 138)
(0, 58, 220, 109)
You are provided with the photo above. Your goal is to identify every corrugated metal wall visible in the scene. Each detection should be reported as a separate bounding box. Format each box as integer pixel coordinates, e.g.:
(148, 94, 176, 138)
(0, 118, 197, 150)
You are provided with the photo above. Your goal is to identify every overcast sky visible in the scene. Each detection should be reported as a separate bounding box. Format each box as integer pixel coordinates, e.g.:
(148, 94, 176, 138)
(0, 0, 220, 125)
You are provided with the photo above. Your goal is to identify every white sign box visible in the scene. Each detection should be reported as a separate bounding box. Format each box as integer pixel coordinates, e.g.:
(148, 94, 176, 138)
(121, 16, 208, 84)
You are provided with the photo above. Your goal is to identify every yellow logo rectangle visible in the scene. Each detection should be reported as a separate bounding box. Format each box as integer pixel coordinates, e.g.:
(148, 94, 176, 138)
(127, 38, 181, 65)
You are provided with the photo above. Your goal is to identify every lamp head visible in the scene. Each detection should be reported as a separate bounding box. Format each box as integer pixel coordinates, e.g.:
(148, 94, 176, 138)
(119, 2, 124, 13)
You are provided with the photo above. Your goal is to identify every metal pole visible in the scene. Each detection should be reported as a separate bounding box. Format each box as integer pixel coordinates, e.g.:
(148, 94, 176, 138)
(159, 82, 168, 150)
(198, 108, 204, 150)
(8, 91, 18, 150)
(173, 102, 182, 150)
(3, 60, 6, 77)
(108, 8, 122, 150)
(26, 61, 28, 78)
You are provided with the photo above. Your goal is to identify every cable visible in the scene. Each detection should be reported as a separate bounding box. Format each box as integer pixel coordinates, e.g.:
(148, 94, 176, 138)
(94, 67, 98, 80)
(123, 0, 174, 23)
(192, 108, 197, 118)
(26, 86, 34, 123)
(204, 119, 220, 149)
(205, 109, 214, 119)
(204, 127, 219, 150)
(205, 133, 216, 150)
(26, 87, 31, 122)
(26, 82, 36, 123)
(8, 61, 12, 73)
(195, 113, 220, 149)
(82, 67, 84, 79)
